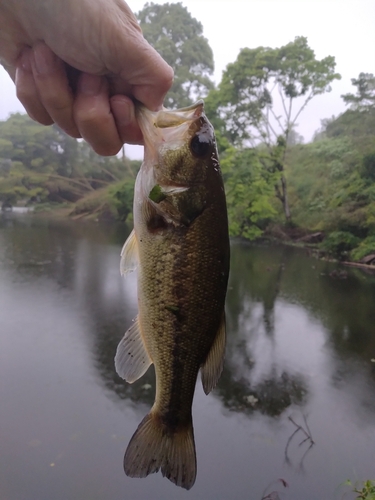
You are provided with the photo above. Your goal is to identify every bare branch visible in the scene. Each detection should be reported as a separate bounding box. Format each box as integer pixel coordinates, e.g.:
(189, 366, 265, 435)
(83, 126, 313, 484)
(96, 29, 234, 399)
(100, 166, 120, 182)
(288, 416, 311, 440)
(303, 414, 314, 443)
(299, 442, 314, 472)
(284, 414, 315, 470)
(284, 427, 299, 465)
(47, 174, 95, 190)
(269, 78, 278, 95)
(260, 111, 279, 141)
(291, 90, 314, 128)
(264, 106, 272, 145)
(278, 83, 289, 118)
(288, 96, 293, 124)
(268, 106, 284, 134)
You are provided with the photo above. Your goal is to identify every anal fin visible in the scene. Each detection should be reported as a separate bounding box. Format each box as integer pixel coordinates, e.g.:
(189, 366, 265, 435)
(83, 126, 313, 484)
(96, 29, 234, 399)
(114, 316, 152, 383)
(200, 311, 226, 395)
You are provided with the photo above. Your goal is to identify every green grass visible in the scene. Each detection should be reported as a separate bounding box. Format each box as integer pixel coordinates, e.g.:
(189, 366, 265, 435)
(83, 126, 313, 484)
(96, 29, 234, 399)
(345, 479, 375, 499)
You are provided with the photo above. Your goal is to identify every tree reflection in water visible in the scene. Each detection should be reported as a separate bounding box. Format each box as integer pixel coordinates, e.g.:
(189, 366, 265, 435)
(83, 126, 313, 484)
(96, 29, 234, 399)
(2, 216, 375, 422)
(3, 216, 375, 500)
(214, 242, 308, 417)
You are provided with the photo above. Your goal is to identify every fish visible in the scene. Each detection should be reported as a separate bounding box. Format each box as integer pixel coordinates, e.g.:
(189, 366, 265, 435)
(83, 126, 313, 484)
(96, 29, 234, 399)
(114, 100, 230, 490)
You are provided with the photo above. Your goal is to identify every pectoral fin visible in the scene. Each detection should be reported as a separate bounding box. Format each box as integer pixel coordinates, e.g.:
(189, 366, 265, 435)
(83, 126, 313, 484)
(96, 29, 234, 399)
(114, 316, 153, 383)
(146, 184, 190, 228)
(200, 312, 226, 395)
(120, 229, 138, 276)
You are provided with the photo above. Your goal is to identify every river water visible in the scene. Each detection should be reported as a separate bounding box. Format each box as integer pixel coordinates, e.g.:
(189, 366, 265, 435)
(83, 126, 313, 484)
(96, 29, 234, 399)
(1, 214, 375, 500)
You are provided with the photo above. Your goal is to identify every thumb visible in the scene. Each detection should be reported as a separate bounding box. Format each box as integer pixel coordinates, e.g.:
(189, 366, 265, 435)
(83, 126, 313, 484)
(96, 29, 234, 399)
(120, 41, 174, 111)
(133, 66, 174, 111)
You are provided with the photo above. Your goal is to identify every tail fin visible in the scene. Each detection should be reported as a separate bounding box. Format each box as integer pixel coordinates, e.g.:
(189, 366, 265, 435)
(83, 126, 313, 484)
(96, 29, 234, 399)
(124, 411, 196, 490)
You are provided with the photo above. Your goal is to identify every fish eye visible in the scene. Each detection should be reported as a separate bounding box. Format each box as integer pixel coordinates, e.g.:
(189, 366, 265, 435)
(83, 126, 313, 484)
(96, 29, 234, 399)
(190, 135, 211, 158)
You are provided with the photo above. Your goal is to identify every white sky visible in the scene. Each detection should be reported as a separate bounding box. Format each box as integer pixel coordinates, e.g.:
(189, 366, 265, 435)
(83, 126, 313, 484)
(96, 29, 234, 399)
(0, 0, 374, 159)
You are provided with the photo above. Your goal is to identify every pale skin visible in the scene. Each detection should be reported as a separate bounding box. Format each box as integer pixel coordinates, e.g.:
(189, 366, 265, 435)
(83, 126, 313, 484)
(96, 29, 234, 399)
(0, 0, 174, 155)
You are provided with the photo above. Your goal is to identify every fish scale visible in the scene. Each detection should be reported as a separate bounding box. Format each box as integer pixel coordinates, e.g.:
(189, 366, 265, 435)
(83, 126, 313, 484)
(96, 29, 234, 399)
(115, 100, 229, 489)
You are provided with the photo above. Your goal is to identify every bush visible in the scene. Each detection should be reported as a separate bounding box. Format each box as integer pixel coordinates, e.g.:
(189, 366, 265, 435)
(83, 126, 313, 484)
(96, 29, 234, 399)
(350, 235, 375, 261)
(321, 231, 360, 259)
(361, 152, 375, 180)
(345, 479, 375, 500)
(108, 178, 135, 221)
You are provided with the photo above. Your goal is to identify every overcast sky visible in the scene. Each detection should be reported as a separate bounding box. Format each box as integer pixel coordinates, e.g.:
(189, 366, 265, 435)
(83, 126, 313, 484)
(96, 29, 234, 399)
(0, 0, 374, 159)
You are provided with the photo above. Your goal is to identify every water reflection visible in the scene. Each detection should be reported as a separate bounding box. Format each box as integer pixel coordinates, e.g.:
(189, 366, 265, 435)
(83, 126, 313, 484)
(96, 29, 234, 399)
(0, 216, 156, 406)
(2, 216, 375, 418)
(2, 215, 375, 499)
(218, 243, 309, 417)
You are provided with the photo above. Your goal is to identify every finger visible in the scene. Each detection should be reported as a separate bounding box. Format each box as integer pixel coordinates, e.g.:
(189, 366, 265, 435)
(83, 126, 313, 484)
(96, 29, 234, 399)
(120, 44, 174, 112)
(103, 8, 174, 111)
(30, 42, 81, 137)
(74, 73, 122, 156)
(110, 96, 143, 145)
(131, 55, 174, 111)
(15, 48, 53, 125)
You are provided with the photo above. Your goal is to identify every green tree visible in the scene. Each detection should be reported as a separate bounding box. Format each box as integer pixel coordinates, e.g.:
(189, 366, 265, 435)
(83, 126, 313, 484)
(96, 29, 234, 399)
(108, 177, 136, 221)
(221, 147, 277, 239)
(0, 113, 63, 173)
(342, 72, 375, 110)
(209, 36, 340, 220)
(361, 152, 375, 181)
(137, 2, 214, 108)
(0, 113, 137, 209)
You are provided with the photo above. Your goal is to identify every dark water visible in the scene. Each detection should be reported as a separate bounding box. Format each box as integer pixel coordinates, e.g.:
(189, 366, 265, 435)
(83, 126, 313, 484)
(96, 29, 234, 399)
(1, 215, 375, 500)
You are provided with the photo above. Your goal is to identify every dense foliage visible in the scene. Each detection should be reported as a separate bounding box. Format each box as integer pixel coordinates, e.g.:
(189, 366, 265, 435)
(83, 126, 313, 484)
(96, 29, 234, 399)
(206, 36, 340, 220)
(0, 113, 138, 219)
(286, 95, 375, 259)
(214, 67, 375, 261)
(0, 2, 374, 263)
(137, 2, 214, 107)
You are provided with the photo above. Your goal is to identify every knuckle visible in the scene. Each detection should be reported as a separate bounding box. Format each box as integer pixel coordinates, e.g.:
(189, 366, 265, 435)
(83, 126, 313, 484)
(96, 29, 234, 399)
(42, 95, 71, 113)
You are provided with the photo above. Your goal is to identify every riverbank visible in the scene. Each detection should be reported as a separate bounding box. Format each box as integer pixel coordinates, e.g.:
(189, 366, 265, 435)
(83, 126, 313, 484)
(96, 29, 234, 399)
(6, 203, 375, 273)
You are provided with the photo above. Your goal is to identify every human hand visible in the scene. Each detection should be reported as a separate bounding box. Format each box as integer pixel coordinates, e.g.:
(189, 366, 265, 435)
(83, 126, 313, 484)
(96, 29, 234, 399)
(0, 0, 173, 155)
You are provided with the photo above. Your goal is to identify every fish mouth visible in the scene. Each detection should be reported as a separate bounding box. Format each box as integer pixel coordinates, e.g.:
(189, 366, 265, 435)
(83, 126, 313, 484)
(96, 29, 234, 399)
(153, 100, 204, 129)
(136, 100, 206, 157)
(136, 100, 204, 128)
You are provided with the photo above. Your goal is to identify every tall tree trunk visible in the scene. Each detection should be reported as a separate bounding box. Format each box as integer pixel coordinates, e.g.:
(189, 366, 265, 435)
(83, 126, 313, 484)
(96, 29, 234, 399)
(280, 174, 291, 220)
(273, 164, 292, 221)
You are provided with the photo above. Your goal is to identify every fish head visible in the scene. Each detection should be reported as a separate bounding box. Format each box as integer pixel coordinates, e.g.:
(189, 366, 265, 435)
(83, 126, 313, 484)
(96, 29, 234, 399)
(136, 100, 218, 189)
(135, 101, 226, 229)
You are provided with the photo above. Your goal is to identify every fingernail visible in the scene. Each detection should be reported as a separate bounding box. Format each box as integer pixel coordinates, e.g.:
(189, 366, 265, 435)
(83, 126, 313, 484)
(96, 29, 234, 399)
(33, 43, 57, 75)
(79, 74, 102, 96)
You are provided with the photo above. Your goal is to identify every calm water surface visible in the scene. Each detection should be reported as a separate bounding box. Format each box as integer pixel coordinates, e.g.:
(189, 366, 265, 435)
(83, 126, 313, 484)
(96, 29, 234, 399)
(1, 215, 375, 500)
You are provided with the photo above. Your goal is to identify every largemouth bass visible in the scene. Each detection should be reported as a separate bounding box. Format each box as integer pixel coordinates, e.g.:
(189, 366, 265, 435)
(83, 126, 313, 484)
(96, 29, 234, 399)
(115, 100, 230, 490)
